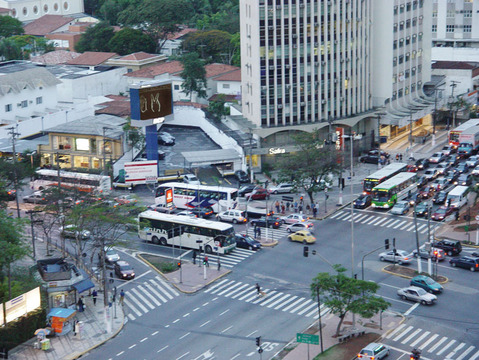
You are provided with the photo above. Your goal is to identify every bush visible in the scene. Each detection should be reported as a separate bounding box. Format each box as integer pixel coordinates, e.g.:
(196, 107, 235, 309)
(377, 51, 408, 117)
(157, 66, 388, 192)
(0, 308, 47, 351)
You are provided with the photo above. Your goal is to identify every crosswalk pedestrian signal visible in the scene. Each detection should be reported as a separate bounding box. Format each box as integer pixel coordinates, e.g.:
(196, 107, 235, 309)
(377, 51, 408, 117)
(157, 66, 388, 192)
(385, 239, 390, 249)
(177, 261, 181, 268)
(303, 246, 309, 257)
(256, 336, 261, 346)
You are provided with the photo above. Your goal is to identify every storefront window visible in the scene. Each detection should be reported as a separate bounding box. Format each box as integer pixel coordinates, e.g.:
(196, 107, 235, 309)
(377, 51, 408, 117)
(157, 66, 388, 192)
(52, 293, 66, 308)
(54, 136, 73, 150)
(92, 157, 100, 169)
(74, 156, 90, 168)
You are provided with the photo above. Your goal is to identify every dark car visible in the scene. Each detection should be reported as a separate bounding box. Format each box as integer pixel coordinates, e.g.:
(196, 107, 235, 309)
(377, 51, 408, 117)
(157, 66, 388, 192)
(454, 163, 469, 174)
(410, 275, 443, 294)
(414, 202, 429, 217)
(188, 206, 214, 219)
(234, 234, 262, 251)
(445, 154, 459, 167)
(353, 194, 372, 209)
(416, 175, 428, 188)
(415, 158, 430, 170)
(245, 188, 270, 200)
(407, 192, 422, 206)
(445, 171, 459, 184)
(431, 206, 457, 221)
(432, 239, 462, 256)
(250, 216, 281, 229)
(114, 260, 135, 280)
(238, 184, 256, 197)
(1, 188, 16, 201)
(368, 149, 390, 159)
(157, 131, 175, 146)
(140, 150, 166, 160)
(449, 256, 479, 272)
(359, 154, 381, 164)
(419, 187, 435, 199)
(432, 191, 448, 205)
(234, 170, 249, 183)
(455, 173, 472, 186)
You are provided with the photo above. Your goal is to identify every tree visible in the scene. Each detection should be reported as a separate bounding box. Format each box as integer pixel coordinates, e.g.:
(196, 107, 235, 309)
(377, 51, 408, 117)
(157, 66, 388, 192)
(180, 52, 207, 100)
(118, 0, 194, 51)
(0, 38, 23, 60)
(310, 265, 390, 337)
(98, 0, 131, 25)
(182, 30, 233, 63)
(75, 21, 115, 53)
(123, 120, 145, 160)
(275, 129, 342, 204)
(195, 1, 239, 34)
(207, 94, 230, 121)
(0, 16, 24, 38)
(84, 0, 107, 16)
(108, 27, 156, 55)
(11, 35, 55, 57)
(230, 32, 240, 67)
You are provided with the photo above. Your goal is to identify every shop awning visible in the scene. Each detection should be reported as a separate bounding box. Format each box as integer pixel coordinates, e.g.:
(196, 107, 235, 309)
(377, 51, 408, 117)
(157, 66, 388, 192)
(73, 278, 95, 294)
(47, 307, 76, 320)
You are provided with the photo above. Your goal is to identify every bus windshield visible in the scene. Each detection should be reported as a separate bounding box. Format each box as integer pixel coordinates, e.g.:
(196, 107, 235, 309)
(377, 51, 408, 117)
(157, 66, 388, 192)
(372, 189, 390, 203)
(363, 179, 378, 192)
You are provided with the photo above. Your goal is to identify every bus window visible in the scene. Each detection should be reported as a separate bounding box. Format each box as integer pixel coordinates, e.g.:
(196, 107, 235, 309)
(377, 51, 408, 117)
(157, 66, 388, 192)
(156, 187, 165, 197)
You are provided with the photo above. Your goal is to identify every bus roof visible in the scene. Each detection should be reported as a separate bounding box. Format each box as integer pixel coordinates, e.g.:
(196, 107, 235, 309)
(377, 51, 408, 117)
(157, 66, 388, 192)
(364, 163, 408, 180)
(451, 119, 479, 132)
(372, 172, 416, 190)
(36, 169, 110, 180)
(139, 210, 233, 231)
(447, 185, 469, 197)
(158, 182, 237, 193)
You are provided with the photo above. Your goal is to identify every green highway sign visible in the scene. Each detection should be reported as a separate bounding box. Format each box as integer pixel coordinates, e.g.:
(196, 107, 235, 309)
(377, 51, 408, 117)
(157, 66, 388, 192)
(296, 333, 319, 345)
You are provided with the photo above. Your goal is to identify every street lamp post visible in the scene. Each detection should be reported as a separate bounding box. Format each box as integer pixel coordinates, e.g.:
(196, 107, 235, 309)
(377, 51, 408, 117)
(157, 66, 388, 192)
(102, 127, 114, 174)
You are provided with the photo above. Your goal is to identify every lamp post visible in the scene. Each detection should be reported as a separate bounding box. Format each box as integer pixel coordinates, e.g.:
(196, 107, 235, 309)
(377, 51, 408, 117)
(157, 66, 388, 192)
(26, 210, 43, 261)
(375, 112, 387, 149)
(7, 125, 21, 218)
(102, 126, 114, 175)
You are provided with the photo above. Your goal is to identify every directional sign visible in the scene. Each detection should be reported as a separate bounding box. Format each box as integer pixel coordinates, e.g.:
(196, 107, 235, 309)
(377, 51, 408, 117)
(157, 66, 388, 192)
(296, 333, 319, 345)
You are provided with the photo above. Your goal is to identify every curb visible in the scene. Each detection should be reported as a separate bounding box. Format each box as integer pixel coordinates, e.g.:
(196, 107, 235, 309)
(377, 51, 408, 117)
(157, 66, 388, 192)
(260, 240, 279, 247)
(381, 265, 449, 284)
(379, 311, 406, 341)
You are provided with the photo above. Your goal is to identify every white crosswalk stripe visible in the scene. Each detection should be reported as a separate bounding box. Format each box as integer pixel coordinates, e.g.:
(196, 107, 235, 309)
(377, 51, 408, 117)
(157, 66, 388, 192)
(199, 248, 257, 269)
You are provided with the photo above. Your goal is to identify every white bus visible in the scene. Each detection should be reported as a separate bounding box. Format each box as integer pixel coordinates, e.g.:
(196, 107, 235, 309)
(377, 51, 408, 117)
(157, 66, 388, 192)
(155, 182, 238, 213)
(32, 169, 112, 195)
(362, 162, 408, 194)
(138, 210, 237, 254)
(446, 185, 469, 209)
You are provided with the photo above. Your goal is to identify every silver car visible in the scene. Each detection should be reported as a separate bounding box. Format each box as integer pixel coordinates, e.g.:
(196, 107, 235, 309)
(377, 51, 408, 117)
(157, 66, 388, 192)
(397, 286, 437, 305)
(378, 249, 412, 264)
(390, 200, 410, 215)
(269, 183, 293, 194)
(60, 225, 90, 240)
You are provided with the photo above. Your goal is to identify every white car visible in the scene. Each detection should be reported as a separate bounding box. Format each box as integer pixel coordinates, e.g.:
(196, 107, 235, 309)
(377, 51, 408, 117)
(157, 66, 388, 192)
(423, 168, 439, 181)
(182, 174, 200, 185)
(429, 152, 445, 164)
(176, 210, 196, 218)
(466, 155, 479, 168)
(390, 200, 410, 215)
(472, 165, 479, 176)
(441, 145, 454, 156)
(269, 183, 293, 194)
(60, 225, 90, 240)
(281, 213, 310, 224)
(104, 247, 120, 263)
(397, 286, 437, 305)
(378, 249, 412, 264)
(217, 210, 247, 224)
(285, 222, 314, 233)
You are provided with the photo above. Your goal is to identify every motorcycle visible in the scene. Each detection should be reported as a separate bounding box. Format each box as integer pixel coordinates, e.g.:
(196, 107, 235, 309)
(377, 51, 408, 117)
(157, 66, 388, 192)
(410, 348, 421, 360)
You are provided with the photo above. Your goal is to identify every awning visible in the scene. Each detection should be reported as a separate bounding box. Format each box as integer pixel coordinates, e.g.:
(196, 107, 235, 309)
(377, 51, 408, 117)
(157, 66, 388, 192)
(73, 278, 95, 294)
(48, 307, 76, 320)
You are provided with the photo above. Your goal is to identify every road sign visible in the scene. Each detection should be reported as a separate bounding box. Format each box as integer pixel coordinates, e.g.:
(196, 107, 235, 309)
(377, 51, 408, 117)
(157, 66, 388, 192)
(475, 215, 479, 221)
(296, 333, 319, 345)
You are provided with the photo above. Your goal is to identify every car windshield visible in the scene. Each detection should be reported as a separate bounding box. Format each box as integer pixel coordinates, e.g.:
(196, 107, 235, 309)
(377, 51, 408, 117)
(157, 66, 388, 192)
(106, 250, 116, 256)
(360, 350, 373, 356)
(425, 278, 436, 285)
(435, 208, 447, 214)
(120, 264, 132, 271)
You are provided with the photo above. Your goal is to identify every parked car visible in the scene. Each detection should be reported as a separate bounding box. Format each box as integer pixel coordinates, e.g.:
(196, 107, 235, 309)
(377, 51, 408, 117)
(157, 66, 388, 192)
(411, 246, 445, 262)
(245, 188, 270, 200)
(234, 170, 249, 183)
(410, 275, 443, 294)
(23, 191, 48, 204)
(353, 194, 372, 209)
(157, 131, 175, 145)
(287, 230, 316, 244)
(286, 222, 314, 233)
(217, 210, 247, 224)
(269, 183, 293, 194)
(431, 206, 457, 221)
(114, 260, 135, 280)
(378, 249, 412, 264)
(429, 152, 445, 164)
(441, 145, 455, 156)
(182, 174, 200, 185)
(359, 154, 380, 164)
(250, 216, 281, 228)
(59, 225, 91, 240)
(455, 173, 472, 186)
(466, 155, 479, 168)
(414, 202, 429, 217)
(104, 247, 120, 263)
(415, 158, 430, 170)
(449, 256, 479, 271)
(432, 190, 449, 205)
(397, 286, 437, 305)
(234, 234, 261, 251)
(140, 150, 165, 160)
(357, 343, 390, 360)
(368, 149, 390, 159)
(2, 188, 16, 201)
(281, 213, 310, 224)
(390, 200, 410, 215)
(432, 239, 462, 256)
(238, 184, 256, 197)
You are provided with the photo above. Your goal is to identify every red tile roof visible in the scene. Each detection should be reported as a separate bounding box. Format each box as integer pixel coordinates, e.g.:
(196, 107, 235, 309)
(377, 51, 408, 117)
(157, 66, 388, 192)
(95, 96, 130, 117)
(24, 15, 75, 36)
(66, 52, 118, 66)
(213, 69, 241, 82)
(432, 61, 479, 70)
(0, 7, 10, 13)
(205, 63, 240, 79)
(119, 52, 157, 61)
(167, 28, 198, 40)
(31, 50, 81, 65)
(125, 60, 183, 78)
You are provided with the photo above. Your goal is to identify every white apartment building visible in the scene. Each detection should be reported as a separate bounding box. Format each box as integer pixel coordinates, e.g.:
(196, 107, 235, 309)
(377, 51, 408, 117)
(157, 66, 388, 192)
(0, 0, 84, 22)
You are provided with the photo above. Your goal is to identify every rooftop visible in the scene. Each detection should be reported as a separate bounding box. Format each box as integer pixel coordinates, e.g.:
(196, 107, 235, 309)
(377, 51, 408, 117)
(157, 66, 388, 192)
(66, 52, 118, 66)
(432, 61, 479, 70)
(43, 114, 127, 138)
(24, 15, 75, 36)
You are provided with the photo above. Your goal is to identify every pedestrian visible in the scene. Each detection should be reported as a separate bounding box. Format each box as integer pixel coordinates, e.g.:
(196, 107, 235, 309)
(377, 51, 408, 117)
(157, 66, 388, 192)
(298, 204, 303, 214)
(254, 225, 258, 239)
(119, 289, 125, 305)
(387, 158, 391, 165)
(399, 154, 403, 161)
(294, 200, 298, 213)
(77, 296, 84, 312)
(286, 201, 290, 211)
(281, 202, 285, 214)
(192, 250, 197, 265)
(313, 204, 318, 218)
(204, 255, 209, 267)
(447, 199, 452, 208)
(396, 154, 399, 161)
(455, 211, 459, 221)
(257, 227, 261, 239)
(92, 289, 97, 306)
(275, 200, 280, 213)
(255, 283, 261, 295)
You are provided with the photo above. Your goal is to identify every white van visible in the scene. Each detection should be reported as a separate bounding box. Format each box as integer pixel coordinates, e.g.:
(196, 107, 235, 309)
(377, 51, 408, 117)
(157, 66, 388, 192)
(182, 174, 200, 185)
(446, 185, 469, 209)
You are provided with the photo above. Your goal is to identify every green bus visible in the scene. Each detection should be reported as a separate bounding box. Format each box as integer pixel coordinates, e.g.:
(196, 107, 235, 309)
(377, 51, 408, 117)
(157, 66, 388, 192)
(371, 172, 418, 209)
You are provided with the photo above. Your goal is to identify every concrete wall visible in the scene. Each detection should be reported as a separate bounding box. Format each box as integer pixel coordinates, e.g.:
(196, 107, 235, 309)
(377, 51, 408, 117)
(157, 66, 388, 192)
(432, 47, 479, 62)
(0, 0, 84, 22)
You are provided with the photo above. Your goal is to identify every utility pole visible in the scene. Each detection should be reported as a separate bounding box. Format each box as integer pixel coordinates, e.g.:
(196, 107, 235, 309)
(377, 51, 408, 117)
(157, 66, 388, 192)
(450, 81, 460, 129)
(249, 128, 254, 183)
(413, 202, 422, 274)
(8, 126, 21, 218)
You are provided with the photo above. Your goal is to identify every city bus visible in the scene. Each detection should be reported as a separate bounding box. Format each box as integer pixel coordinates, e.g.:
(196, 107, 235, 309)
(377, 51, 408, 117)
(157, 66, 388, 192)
(31, 169, 111, 194)
(448, 119, 479, 148)
(155, 182, 238, 213)
(362, 163, 408, 194)
(371, 172, 418, 209)
(138, 210, 237, 254)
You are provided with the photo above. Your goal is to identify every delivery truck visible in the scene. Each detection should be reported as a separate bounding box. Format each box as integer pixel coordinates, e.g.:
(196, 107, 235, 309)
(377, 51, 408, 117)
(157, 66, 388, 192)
(457, 125, 479, 157)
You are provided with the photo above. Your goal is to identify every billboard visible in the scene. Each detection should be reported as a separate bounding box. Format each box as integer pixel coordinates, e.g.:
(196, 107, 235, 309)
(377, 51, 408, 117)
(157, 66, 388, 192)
(0, 287, 41, 326)
(124, 161, 158, 183)
(130, 83, 173, 122)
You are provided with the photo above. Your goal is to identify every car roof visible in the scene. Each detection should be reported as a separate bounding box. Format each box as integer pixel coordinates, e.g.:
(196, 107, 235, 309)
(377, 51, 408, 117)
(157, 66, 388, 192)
(362, 343, 384, 351)
(116, 260, 129, 266)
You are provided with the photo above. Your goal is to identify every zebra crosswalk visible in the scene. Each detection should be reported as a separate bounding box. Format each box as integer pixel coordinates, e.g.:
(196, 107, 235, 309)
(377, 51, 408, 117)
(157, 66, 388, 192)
(123, 275, 180, 321)
(385, 323, 479, 360)
(204, 279, 329, 319)
(330, 210, 431, 234)
(194, 247, 257, 268)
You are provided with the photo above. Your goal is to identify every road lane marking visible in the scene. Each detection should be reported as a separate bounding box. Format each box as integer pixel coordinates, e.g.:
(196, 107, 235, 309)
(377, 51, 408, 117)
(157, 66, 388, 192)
(140, 337, 148, 342)
(282, 298, 305, 312)
(176, 351, 190, 359)
(404, 303, 419, 315)
(151, 331, 158, 336)
(219, 309, 230, 316)
(379, 282, 401, 289)
(173, 319, 180, 323)
(115, 270, 152, 289)
(274, 295, 298, 310)
(247, 330, 258, 337)
(158, 345, 168, 353)
(428, 336, 448, 352)
(419, 333, 438, 350)
(179, 332, 191, 340)
(468, 349, 479, 360)
(183, 313, 190, 317)
(130, 287, 155, 309)
(393, 325, 413, 342)
(116, 351, 124, 356)
(221, 326, 233, 333)
(410, 331, 430, 347)
(445, 342, 465, 358)
(402, 328, 422, 344)
(200, 320, 211, 327)
(436, 339, 456, 355)
(456, 345, 476, 360)
(385, 323, 406, 339)
(128, 344, 136, 349)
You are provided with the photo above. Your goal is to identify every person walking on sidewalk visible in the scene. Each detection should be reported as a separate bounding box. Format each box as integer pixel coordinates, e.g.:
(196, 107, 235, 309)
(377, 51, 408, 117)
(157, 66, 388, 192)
(119, 289, 125, 306)
(77, 296, 84, 312)
(281, 201, 285, 214)
(92, 289, 97, 306)
(204, 255, 209, 267)
(275, 200, 280, 213)
(257, 227, 261, 240)
(313, 203, 318, 218)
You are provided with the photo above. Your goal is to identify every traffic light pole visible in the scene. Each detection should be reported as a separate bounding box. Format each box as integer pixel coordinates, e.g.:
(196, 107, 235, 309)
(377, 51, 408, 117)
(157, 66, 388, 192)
(362, 244, 388, 281)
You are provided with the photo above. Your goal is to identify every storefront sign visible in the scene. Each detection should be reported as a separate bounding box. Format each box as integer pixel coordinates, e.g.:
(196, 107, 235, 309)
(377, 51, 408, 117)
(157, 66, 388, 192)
(269, 147, 286, 155)
(166, 188, 173, 204)
(335, 127, 344, 150)
(0, 287, 41, 326)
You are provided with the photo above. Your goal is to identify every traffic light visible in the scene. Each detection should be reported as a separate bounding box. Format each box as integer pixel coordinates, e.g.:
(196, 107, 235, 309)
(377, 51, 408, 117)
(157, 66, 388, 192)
(303, 246, 309, 257)
(177, 261, 181, 268)
(393, 238, 396, 249)
(256, 336, 261, 347)
(385, 239, 390, 249)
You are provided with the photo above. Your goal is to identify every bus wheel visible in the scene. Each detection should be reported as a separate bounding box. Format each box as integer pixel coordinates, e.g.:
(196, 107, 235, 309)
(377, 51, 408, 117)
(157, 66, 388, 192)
(205, 245, 213, 254)
(152, 236, 160, 245)
(160, 238, 167, 246)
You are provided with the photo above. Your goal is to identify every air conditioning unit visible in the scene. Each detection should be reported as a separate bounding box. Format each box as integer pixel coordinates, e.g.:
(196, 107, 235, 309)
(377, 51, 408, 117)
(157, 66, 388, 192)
(276, 5, 281, 9)
(315, 62, 319, 67)
(314, 23, 319, 27)
(334, 79, 338, 83)
(301, 102, 306, 106)
(293, 34, 298, 38)
(293, 44, 298, 48)
(286, 85, 291, 90)
(285, 64, 290, 69)
(314, 43, 319, 47)
(340, 97, 345, 101)
(261, 86, 267, 90)
(278, 104, 283, 109)
(346, 19, 350, 23)
(340, 58, 344, 63)
(269, 65, 275, 70)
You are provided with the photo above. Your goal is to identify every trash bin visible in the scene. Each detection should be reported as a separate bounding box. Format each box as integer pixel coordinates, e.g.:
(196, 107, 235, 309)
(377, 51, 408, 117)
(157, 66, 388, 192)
(41, 339, 51, 351)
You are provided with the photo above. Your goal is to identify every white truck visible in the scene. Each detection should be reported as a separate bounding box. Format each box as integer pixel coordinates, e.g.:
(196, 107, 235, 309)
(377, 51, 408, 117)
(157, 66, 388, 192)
(113, 161, 158, 189)
(457, 126, 479, 157)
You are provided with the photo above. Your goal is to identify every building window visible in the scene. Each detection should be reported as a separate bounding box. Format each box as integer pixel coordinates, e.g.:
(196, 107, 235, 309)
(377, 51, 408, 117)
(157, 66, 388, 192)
(398, 89, 403, 98)
(64, 2, 69, 10)
(399, 55, 404, 64)
(21, 100, 27, 108)
(54, 3, 58, 11)
(447, 10, 455, 17)
(174, 84, 180, 90)
(464, 10, 472, 18)
(36, 97, 42, 104)
(393, 57, 397, 67)
(446, 25, 454, 33)
(44, 4, 48, 12)
(5, 104, 12, 112)
(393, 40, 398, 50)
(222, 84, 230, 89)
(406, 2, 411, 11)
(464, 25, 472, 33)
(406, 20, 410, 29)
(432, 10, 437, 17)
(432, 25, 437, 32)
(33, 5, 38, 13)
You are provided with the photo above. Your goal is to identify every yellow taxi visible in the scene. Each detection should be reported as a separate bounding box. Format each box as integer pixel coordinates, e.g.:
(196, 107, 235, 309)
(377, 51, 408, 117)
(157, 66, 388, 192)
(287, 230, 316, 244)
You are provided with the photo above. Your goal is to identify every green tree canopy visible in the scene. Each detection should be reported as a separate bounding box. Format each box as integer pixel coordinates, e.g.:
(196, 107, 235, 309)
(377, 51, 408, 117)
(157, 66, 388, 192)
(311, 265, 390, 337)
(195, 1, 239, 34)
(108, 27, 156, 55)
(180, 52, 207, 100)
(182, 30, 234, 64)
(0, 16, 24, 38)
(207, 94, 230, 121)
(0, 38, 23, 60)
(75, 21, 115, 52)
(98, 0, 133, 25)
